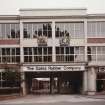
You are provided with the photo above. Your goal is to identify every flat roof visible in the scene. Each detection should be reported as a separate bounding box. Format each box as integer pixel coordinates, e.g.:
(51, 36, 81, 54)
(0, 8, 105, 18)
(19, 8, 87, 11)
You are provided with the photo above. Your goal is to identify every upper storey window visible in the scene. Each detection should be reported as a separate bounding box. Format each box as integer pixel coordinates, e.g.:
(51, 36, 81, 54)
(55, 22, 84, 38)
(0, 24, 20, 39)
(87, 22, 105, 37)
(23, 23, 52, 38)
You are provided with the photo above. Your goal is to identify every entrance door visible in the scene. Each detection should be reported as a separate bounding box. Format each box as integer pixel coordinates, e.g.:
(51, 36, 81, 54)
(57, 71, 83, 94)
(25, 71, 83, 95)
(97, 73, 105, 93)
(31, 78, 50, 94)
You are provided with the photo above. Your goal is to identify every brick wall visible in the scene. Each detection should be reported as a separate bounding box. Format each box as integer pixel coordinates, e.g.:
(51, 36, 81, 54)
(87, 38, 105, 43)
(0, 39, 20, 45)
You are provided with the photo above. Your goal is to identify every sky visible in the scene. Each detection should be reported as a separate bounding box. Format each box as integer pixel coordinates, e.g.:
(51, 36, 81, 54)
(0, 0, 105, 15)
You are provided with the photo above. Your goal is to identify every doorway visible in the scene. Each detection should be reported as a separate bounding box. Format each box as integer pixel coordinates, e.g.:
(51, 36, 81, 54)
(25, 71, 83, 95)
(97, 73, 105, 93)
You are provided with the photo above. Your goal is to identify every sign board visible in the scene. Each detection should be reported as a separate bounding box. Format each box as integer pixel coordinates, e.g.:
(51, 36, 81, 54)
(23, 65, 85, 72)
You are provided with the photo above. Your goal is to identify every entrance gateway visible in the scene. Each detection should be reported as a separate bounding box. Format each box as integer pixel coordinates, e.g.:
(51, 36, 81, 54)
(21, 64, 86, 95)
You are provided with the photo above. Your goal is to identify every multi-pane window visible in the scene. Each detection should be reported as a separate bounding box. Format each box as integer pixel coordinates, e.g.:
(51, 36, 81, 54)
(24, 47, 52, 62)
(55, 22, 84, 38)
(56, 46, 85, 62)
(0, 48, 20, 63)
(0, 72, 20, 88)
(87, 22, 105, 37)
(87, 46, 105, 61)
(0, 24, 20, 39)
(23, 23, 52, 38)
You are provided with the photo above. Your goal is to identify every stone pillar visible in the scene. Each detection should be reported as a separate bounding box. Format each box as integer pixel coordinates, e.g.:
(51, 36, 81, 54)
(20, 72, 27, 96)
(87, 67, 96, 95)
(52, 21, 56, 62)
(20, 21, 24, 63)
(83, 70, 88, 94)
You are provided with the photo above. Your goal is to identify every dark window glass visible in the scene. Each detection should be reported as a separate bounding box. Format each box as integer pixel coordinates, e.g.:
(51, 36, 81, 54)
(56, 47, 59, 54)
(48, 47, 52, 54)
(11, 24, 15, 38)
(66, 47, 69, 54)
(43, 47, 47, 55)
(24, 28, 28, 38)
(48, 56, 52, 62)
(61, 47, 64, 54)
(16, 56, 20, 62)
(16, 48, 20, 55)
(2, 48, 5, 55)
(24, 48, 28, 55)
(70, 47, 74, 54)
(29, 56, 32, 62)
(38, 47, 42, 55)
(24, 56, 28, 62)
(87, 47, 91, 54)
(33, 48, 37, 55)
(29, 48, 32, 55)
(43, 56, 47, 62)
(12, 48, 15, 55)
(48, 31, 52, 37)
(6, 48, 10, 55)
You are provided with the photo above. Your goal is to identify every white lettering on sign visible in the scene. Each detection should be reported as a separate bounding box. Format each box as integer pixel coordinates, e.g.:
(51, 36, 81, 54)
(23, 65, 84, 72)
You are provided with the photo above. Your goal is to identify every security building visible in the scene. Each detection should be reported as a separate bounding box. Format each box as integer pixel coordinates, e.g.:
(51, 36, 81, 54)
(0, 8, 105, 95)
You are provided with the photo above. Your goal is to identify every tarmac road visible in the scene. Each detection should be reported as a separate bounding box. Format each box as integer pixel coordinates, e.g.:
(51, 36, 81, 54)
(0, 95, 105, 105)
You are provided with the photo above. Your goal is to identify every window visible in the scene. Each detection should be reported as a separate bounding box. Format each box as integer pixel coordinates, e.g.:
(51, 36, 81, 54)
(0, 24, 20, 39)
(0, 48, 20, 63)
(56, 46, 85, 62)
(55, 22, 84, 38)
(87, 46, 105, 61)
(23, 23, 52, 38)
(0, 72, 20, 88)
(24, 47, 52, 62)
(87, 22, 105, 37)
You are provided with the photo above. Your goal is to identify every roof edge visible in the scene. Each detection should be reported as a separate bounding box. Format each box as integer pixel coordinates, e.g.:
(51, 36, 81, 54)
(19, 8, 87, 11)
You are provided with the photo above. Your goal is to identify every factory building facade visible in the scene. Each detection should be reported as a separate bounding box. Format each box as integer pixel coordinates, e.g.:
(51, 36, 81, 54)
(0, 8, 105, 95)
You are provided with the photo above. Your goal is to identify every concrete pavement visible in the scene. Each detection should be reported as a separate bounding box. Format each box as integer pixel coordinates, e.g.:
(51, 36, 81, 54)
(0, 95, 105, 104)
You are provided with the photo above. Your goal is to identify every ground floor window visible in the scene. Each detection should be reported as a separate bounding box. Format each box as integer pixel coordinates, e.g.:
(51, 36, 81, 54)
(0, 71, 20, 88)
